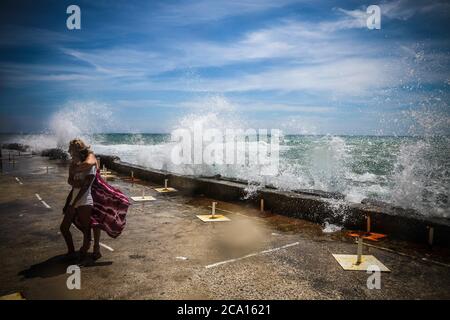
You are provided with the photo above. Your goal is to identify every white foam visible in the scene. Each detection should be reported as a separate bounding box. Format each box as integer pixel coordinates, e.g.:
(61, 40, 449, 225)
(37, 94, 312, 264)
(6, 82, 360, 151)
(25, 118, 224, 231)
(322, 222, 343, 233)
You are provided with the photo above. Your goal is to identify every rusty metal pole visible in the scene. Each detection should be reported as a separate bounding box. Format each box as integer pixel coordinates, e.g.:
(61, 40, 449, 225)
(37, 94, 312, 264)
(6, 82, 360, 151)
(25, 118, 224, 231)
(356, 236, 363, 265)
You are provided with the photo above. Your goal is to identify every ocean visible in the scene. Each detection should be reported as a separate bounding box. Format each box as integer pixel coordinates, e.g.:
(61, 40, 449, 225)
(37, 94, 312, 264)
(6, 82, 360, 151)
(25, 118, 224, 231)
(2, 132, 449, 219)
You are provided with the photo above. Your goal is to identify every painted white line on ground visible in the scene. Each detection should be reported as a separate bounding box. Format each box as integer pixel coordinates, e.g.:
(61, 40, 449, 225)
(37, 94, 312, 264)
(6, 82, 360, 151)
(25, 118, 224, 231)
(36, 193, 51, 208)
(100, 242, 114, 252)
(15, 177, 23, 185)
(41, 200, 51, 209)
(205, 242, 300, 269)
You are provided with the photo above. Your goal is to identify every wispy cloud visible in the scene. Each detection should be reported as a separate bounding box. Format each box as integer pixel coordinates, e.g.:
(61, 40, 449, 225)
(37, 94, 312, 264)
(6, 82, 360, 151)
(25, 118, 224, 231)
(154, 0, 299, 25)
(176, 97, 338, 113)
(336, 0, 450, 25)
(180, 58, 402, 96)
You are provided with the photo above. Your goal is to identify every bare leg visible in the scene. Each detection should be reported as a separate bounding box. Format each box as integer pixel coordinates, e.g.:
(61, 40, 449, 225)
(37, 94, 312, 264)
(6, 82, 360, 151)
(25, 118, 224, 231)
(60, 208, 76, 255)
(93, 227, 102, 260)
(76, 206, 92, 255)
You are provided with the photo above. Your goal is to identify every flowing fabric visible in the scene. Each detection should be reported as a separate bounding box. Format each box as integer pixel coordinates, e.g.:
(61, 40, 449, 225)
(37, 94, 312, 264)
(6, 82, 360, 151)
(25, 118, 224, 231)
(73, 171, 130, 238)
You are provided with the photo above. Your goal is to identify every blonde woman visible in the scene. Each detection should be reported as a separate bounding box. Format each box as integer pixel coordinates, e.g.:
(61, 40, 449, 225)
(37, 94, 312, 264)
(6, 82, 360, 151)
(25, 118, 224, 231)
(61, 139, 99, 260)
(61, 138, 130, 262)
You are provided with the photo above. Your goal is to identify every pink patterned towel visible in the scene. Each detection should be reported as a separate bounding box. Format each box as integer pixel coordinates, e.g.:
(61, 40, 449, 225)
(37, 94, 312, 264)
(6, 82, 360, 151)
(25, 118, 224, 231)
(89, 171, 130, 238)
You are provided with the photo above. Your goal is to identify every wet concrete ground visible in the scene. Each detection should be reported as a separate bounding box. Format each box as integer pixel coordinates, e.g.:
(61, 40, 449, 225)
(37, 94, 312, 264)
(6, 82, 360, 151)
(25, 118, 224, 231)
(0, 150, 449, 299)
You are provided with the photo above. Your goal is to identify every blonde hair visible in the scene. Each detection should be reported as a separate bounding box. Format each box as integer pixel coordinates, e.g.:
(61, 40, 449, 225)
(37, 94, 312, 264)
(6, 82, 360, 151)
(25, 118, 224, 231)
(68, 138, 91, 160)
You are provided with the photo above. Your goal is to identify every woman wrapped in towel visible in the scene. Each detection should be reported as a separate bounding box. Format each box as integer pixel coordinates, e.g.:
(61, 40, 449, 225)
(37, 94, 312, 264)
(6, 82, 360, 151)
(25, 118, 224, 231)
(60, 138, 130, 261)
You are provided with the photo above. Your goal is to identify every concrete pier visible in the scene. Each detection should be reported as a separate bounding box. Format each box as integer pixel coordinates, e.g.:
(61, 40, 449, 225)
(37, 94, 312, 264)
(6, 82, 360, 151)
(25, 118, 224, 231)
(0, 150, 449, 299)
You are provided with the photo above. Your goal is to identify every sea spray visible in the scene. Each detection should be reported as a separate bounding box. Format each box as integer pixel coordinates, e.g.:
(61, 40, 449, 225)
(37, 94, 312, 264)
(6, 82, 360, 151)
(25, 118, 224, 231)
(388, 113, 450, 218)
(50, 101, 114, 148)
(119, 96, 282, 183)
(3, 101, 116, 154)
(384, 103, 450, 218)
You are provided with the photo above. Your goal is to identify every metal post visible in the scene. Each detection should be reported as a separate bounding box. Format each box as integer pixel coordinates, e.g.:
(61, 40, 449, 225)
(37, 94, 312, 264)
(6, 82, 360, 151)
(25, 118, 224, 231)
(260, 199, 264, 212)
(428, 226, 434, 247)
(356, 236, 363, 265)
(367, 215, 371, 233)
(164, 179, 168, 189)
(211, 202, 216, 218)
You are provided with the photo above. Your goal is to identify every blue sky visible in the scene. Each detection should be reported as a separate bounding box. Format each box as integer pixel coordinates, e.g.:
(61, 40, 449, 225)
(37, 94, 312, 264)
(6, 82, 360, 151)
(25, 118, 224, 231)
(0, 0, 449, 135)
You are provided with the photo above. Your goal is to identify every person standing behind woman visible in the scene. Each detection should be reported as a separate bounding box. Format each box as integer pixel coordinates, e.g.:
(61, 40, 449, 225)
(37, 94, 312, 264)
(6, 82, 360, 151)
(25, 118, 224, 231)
(61, 139, 99, 260)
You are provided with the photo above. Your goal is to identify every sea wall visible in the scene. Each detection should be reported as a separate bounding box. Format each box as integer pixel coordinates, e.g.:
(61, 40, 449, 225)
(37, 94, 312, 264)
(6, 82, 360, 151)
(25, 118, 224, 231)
(97, 154, 450, 247)
(1, 143, 29, 152)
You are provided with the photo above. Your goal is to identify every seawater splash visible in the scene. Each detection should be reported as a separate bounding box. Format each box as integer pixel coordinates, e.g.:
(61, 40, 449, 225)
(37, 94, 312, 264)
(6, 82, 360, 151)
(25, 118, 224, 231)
(322, 222, 343, 233)
(388, 108, 450, 218)
(379, 43, 450, 218)
(5, 101, 115, 152)
(116, 96, 279, 182)
(265, 136, 354, 193)
(50, 101, 113, 148)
